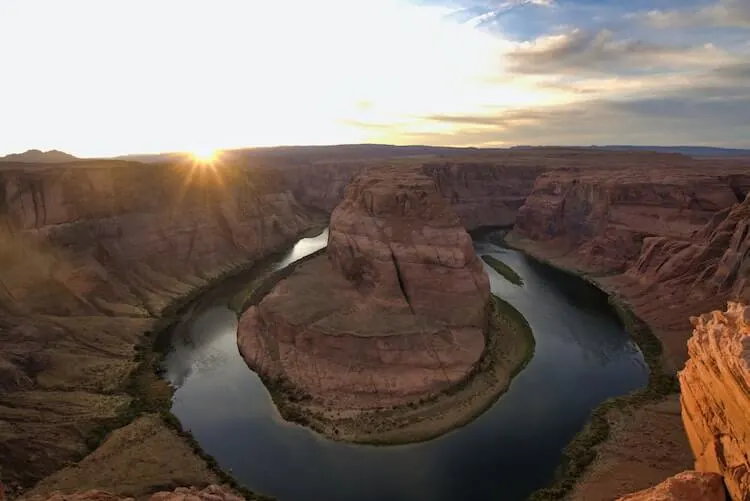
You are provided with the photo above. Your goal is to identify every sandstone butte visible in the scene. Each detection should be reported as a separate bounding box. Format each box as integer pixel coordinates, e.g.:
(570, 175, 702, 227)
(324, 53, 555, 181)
(237, 166, 533, 442)
(2, 147, 750, 500)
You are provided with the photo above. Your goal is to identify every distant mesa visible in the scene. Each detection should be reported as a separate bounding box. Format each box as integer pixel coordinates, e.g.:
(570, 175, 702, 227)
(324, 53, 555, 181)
(0, 149, 78, 163)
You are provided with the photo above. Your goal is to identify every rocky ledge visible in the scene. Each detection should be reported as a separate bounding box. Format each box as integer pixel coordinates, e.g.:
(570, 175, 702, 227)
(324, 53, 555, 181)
(615, 471, 726, 501)
(680, 302, 750, 501)
(238, 166, 532, 443)
(19, 485, 245, 501)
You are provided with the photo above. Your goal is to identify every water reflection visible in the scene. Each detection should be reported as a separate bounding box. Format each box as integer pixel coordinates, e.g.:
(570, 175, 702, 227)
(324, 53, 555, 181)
(162, 235, 648, 501)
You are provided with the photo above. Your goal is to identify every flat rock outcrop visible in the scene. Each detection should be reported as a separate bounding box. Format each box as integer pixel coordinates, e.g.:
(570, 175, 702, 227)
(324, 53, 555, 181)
(22, 485, 245, 501)
(680, 303, 750, 501)
(615, 471, 726, 501)
(238, 167, 491, 417)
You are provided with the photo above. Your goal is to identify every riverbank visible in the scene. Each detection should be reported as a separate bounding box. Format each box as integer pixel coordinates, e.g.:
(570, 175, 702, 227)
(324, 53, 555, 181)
(241, 280, 536, 445)
(22, 224, 328, 501)
(501, 232, 691, 501)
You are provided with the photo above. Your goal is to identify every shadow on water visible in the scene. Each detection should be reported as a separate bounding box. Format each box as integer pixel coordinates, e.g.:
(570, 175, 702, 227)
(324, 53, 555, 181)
(161, 231, 648, 501)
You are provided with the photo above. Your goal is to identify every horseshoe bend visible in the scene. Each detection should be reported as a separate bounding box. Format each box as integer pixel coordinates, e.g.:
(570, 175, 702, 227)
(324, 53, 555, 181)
(0, 147, 748, 501)
(237, 166, 533, 443)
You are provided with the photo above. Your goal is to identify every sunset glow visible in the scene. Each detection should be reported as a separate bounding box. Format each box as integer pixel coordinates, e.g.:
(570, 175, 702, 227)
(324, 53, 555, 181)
(190, 148, 220, 165)
(1, 0, 748, 156)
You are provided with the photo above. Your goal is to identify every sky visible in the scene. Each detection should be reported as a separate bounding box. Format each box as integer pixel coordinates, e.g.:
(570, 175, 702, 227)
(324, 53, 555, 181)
(1, 0, 749, 157)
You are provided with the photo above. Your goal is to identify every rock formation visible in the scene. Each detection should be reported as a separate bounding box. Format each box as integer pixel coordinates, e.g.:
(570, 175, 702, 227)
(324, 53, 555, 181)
(509, 163, 750, 367)
(238, 167, 491, 415)
(680, 303, 750, 501)
(0, 160, 318, 493)
(506, 157, 750, 498)
(23, 485, 245, 501)
(615, 471, 726, 501)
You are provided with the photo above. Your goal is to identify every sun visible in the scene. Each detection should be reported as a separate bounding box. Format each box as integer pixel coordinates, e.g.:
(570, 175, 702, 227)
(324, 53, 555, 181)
(190, 147, 219, 164)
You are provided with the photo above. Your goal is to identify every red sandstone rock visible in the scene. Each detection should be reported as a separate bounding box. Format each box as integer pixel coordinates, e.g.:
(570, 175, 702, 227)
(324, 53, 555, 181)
(509, 163, 750, 367)
(24, 485, 244, 501)
(281, 157, 546, 230)
(680, 303, 750, 501)
(238, 167, 490, 409)
(615, 471, 726, 501)
(513, 165, 749, 274)
(327, 167, 490, 327)
(0, 160, 318, 488)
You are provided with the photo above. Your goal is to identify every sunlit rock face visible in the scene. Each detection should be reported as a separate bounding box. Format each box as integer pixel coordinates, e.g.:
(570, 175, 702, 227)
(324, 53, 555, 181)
(615, 471, 726, 501)
(680, 302, 750, 501)
(238, 166, 491, 409)
(0, 160, 317, 489)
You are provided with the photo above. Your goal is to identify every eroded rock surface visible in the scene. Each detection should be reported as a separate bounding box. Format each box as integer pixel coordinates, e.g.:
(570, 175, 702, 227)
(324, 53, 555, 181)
(680, 303, 750, 501)
(238, 167, 491, 414)
(281, 154, 548, 230)
(23, 485, 245, 501)
(0, 160, 317, 492)
(615, 471, 726, 501)
(509, 162, 750, 367)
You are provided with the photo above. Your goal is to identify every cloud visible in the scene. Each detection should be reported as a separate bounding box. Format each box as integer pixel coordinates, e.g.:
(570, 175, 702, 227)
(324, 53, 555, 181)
(644, 0, 750, 28)
(416, 95, 750, 147)
(415, 57, 750, 147)
(504, 28, 733, 75)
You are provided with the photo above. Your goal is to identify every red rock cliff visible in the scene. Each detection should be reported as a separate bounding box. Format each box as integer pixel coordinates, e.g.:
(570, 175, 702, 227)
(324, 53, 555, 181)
(0, 160, 317, 491)
(680, 303, 750, 501)
(281, 155, 546, 230)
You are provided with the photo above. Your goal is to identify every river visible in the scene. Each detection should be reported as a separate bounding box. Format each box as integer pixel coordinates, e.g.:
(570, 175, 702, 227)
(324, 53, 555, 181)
(161, 229, 648, 501)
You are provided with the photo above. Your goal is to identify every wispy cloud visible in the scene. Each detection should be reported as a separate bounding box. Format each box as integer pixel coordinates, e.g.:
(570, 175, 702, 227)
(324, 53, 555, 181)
(644, 0, 750, 28)
(505, 29, 733, 75)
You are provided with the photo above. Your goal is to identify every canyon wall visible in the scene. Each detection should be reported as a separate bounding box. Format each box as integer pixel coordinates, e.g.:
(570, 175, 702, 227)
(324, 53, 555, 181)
(280, 155, 547, 230)
(0, 160, 318, 494)
(507, 157, 750, 499)
(680, 303, 750, 501)
(509, 161, 750, 367)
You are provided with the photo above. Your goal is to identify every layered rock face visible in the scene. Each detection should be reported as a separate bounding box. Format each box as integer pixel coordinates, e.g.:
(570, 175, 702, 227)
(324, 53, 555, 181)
(23, 485, 245, 501)
(0, 160, 317, 491)
(326, 167, 491, 328)
(281, 154, 547, 230)
(615, 471, 726, 501)
(509, 162, 750, 367)
(513, 164, 749, 274)
(422, 161, 545, 229)
(238, 167, 491, 410)
(680, 303, 750, 501)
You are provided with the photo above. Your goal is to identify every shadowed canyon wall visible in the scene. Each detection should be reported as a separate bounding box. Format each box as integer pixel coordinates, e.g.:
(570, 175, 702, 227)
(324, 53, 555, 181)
(509, 162, 750, 368)
(0, 160, 317, 494)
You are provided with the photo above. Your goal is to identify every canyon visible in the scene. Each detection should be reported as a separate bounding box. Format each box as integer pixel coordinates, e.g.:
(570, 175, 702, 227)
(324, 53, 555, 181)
(0, 147, 748, 500)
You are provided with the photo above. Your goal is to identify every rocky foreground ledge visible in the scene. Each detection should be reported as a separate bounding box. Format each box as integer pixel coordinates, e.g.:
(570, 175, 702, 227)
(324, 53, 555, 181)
(13, 485, 244, 501)
(238, 166, 534, 443)
(681, 302, 750, 500)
